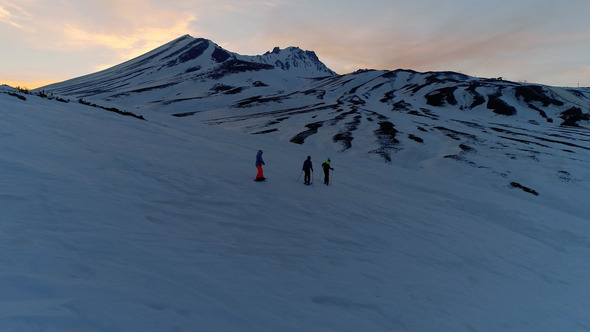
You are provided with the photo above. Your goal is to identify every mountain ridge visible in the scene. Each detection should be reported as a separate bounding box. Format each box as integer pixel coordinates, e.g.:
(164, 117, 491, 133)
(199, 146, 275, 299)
(40, 35, 335, 95)
(36, 35, 590, 186)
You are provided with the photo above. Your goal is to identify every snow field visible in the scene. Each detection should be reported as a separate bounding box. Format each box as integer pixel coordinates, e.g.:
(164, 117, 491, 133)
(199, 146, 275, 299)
(1, 89, 590, 331)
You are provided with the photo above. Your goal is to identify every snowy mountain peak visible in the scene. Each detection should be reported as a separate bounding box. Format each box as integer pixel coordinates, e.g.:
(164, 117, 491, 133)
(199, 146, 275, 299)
(251, 46, 336, 76)
(153, 35, 234, 67)
(39, 35, 336, 101)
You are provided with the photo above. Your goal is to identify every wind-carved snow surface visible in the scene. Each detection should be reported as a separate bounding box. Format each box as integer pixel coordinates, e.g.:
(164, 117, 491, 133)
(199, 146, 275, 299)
(4, 78, 590, 331)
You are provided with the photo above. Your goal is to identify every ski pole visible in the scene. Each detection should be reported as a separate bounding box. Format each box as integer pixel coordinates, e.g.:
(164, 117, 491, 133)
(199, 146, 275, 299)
(297, 170, 303, 182)
(330, 169, 334, 186)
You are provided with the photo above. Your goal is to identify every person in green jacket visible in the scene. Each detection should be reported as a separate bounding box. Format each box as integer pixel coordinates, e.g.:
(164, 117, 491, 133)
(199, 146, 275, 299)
(321, 158, 334, 185)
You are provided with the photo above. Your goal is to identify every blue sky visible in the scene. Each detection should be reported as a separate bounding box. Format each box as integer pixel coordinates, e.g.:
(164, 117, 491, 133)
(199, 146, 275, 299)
(1, 0, 590, 88)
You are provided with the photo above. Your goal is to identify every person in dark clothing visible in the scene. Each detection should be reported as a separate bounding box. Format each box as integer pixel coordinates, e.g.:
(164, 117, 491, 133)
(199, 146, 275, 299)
(321, 158, 334, 185)
(302, 156, 313, 185)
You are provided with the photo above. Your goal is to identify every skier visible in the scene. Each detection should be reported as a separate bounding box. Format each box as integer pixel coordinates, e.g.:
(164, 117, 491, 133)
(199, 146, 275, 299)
(302, 156, 313, 185)
(255, 150, 265, 180)
(321, 158, 334, 185)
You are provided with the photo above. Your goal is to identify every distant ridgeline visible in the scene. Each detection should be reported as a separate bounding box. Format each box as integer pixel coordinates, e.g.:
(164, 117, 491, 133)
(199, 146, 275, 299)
(34, 35, 590, 168)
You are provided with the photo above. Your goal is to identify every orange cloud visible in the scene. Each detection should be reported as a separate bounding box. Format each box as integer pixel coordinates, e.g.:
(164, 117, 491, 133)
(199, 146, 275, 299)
(63, 24, 138, 49)
(61, 11, 197, 64)
(0, 4, 23, 28)
(0, 5, 9, 18)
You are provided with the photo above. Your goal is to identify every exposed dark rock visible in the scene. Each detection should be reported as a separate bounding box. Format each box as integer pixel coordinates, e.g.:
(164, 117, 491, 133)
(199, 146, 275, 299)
(392, 100, 411, 111)
(252, 128, 279, 134)
(209, 60, 274, 79)
(434, 127, 477, 141)
(558, 170, 572, 183)
(211, 47, 232, 62)
(459, 144, 475, 152)
(211, 84, 244, 95)
(443, 154, 478, 167)
(342, 95, 365, 105)
(560, 107, 590, 127)
(466, 83, 486, 108)
(332, 114, 362, 151)
(119, 82, 179, 95)
(380, 90, 395, 103)
(78, 98, 145, 120)
(290, 122, 324, 144)
(333, 132, 353, 150)
(172, 111, 198, 118)
(420, 108, 439, 119)
(225, 87, 244, 95)
(526, 104, 549, 120)
(165, 38, 209, 66)
(425, 87, 458, 106)
(487, 93, 516, 116)
(236, 95, 264, 107)
(371, 121, 400, 162)
(514, 85, 564, 107)
(185, 66, 201, 73)
(509, 182, 539, 196)
(7, 92, 27, 101)
(408, 134, 424, 143)
(211, 84, 235, 93)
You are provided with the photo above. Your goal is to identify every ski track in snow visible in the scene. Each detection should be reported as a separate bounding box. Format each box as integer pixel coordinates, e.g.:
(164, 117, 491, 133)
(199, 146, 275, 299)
(2, 87, 590, 331)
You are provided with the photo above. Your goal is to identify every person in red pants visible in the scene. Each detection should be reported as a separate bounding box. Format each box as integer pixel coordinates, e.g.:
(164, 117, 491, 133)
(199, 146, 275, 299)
(255, 150, 265, 180)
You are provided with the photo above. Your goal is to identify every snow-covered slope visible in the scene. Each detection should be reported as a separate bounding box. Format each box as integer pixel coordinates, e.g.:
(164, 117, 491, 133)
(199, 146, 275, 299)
(188, 69, 590, 211)
(3, 81, 590, 331)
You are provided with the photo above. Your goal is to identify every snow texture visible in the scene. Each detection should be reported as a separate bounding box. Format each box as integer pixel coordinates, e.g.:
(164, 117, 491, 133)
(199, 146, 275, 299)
(2, 35, 590, 331)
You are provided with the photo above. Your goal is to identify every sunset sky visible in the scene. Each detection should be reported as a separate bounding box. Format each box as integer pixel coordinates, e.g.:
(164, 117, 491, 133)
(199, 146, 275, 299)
(2, 0, 590, 88)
